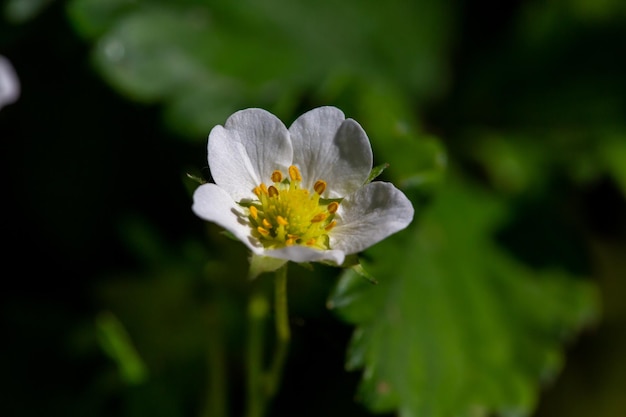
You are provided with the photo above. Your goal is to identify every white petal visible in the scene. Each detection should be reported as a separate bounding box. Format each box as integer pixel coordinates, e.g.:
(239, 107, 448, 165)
(0, 56, 20, 110)
(208, 108, 293, 202)
(263, 245, 345, 265)
(330, 182, 414, 254)
(289, 106, 373, 198)
(192, 183, 264, 254)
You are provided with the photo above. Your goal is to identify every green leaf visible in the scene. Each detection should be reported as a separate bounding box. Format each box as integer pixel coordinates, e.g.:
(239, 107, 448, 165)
(66, 0, 453, 140)
(186, 172, 206, 185)
(601, 134, 626, 196)
(328, 180, 599, 417)
(96, 311, 148, 385)
(355, 83, 447, 188)
(4, 0, 53, 23)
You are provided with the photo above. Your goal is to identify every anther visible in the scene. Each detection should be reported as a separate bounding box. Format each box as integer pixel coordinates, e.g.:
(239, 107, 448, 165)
(257, 227, 270, 236)
(306, 238, 317, 246)
(249, 206, 258, 219)
(324, 221, 337, 231)
(288, 165, 302, 181)
(276, 216, 288, 226)
(268, 185, 279, 197)
(271, 170, 282, 183)
(286, 235, 298, 246)
(314, 180, 326, 195)
(257, 183, 268, 195)
(262, 219, 273, 229)
(327, 202, 339, 214)
(311, 213, 327, 223)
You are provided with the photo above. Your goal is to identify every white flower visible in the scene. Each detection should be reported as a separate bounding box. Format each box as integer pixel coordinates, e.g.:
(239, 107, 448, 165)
(0, 55, 20, 110)
(192, 106, 414, 267)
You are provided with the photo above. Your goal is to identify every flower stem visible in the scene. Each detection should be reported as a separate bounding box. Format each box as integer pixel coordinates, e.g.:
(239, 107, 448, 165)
(266, 264, 290, 398)
(246, 288, 269, 417)
(245, 264, 291, 417)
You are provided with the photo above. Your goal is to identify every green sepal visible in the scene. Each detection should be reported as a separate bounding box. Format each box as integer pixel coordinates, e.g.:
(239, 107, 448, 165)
(340, 253, 361, 268)
(186, 172, 206, 185)
(365, 163, 390, 184)
(248, 253, 288, 279)
(340, 254, 378, 285)
(297, 262, 315, 271)
(220, 230, 239, 242)
(351, 263, 378, 285)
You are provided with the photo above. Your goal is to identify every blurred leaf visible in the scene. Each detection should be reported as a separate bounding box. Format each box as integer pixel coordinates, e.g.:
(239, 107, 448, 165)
(96, 311, 148, 385)
(328, 180, 599, 417)
(66, 0, 453, 140)
(600, 134, 626, 195)
(89, 7, 214, 102)
(3, 0, 53, 23)
(462, 129, 626, 200)
(355, 83, 448, 187)
(464, 131, 550, 195)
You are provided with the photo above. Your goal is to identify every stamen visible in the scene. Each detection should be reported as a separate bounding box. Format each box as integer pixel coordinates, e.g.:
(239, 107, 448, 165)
(286, 234, 298, 246)
(327, 202, 339, 214)
(252, 166, 339, 250)
(255, 183, 269, 196)
(288, 165, 302, 181)
(311, 213, 327, 223)
(271, 170, 283, 183)
(249, 205, 258, 219)
(314, 180, 326, 195)
(268, 186, 279, 197)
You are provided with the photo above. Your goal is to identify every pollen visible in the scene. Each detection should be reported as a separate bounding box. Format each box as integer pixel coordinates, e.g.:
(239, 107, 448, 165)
(249, 205, 258, 219)
(288, 165, 302, 181)
(271, 170, 283, 183)
(248, 167, 340, 250)
(268, 185, 279, 197)
(254, 183, 269, 197)
(311, 213, 327, 223)
(314, 180, 326, 195)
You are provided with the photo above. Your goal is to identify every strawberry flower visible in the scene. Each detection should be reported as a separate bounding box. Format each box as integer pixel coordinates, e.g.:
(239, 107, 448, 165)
(0, 56, 19, 111)
(192, 106, 414, 268)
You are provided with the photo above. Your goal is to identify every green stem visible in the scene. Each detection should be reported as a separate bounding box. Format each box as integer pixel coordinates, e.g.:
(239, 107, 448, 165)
(265, 264, 290, 397)
(245, 264, 291, 417)
(246, 289, 269, 417)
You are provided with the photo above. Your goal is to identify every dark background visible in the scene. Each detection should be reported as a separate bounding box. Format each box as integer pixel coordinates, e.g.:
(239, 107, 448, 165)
(2, 1, 626, 416)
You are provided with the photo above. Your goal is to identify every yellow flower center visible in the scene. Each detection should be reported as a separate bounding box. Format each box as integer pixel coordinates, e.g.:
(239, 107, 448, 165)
(248, 165, 339, 250)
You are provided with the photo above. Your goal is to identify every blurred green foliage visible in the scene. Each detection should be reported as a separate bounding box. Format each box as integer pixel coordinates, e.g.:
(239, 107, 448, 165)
(330, 181, 597, 417)
(2, 0, 626, 416)
(66, 0, 452, 140)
